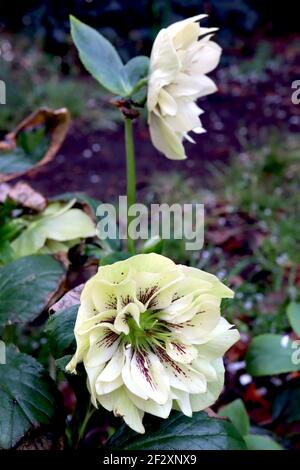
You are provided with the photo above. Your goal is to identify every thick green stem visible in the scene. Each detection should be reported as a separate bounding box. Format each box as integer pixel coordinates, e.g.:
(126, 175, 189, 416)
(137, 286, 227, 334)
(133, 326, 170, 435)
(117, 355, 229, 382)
(124, 118, 136, 254)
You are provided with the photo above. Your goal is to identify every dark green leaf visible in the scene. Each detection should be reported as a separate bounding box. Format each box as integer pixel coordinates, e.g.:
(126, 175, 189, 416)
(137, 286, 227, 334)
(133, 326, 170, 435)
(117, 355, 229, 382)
(107, 411, 246, 450)
(56, 355, 73, 371)
(219, 399, 250, 436)
(0, 346, 57, 449)
(45, 305, 78, 358)
(0, 128, 49, 175)
(70, 15, 128, 96)
(246, 334, 300, 376)
(0, 255, 65, 327)
(272, 387, 300, 423)
(287, 302, 300, 337)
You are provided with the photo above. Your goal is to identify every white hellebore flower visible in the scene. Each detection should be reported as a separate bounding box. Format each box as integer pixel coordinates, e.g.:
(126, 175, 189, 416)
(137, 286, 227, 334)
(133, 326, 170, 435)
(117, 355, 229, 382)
(147, 15, 221, 160)
(67, 253, 239, 433)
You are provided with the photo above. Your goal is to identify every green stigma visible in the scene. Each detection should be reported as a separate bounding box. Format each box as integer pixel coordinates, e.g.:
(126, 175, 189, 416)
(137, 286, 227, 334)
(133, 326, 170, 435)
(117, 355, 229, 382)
(122, 310, 171, 350)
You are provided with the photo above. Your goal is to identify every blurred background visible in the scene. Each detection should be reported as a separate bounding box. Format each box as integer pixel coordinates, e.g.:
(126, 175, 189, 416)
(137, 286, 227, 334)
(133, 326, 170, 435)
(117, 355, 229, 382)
(0, 0, 299, 199)
(1, 0, 300, 448)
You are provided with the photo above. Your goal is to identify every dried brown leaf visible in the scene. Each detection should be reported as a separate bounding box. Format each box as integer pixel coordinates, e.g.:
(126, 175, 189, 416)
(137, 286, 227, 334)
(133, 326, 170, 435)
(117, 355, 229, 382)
(0, 107, 71, 183)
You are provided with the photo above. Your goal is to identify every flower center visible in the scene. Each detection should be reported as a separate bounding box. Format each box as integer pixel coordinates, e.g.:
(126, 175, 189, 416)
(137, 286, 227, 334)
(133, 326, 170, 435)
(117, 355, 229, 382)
(122, 310, 171, 351)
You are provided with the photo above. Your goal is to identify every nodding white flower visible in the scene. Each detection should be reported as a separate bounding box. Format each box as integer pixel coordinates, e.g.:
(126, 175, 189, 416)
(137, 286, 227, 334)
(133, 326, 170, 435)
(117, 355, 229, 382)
(67, 253, 238, 433)
(147, 15, 221, 160)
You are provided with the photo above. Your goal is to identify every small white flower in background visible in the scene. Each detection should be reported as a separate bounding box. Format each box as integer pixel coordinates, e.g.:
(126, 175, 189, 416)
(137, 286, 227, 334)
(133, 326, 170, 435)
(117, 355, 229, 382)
(67, 253, 239, 433)
(147, 15, 221, 160)
(12, 199, 96, 257)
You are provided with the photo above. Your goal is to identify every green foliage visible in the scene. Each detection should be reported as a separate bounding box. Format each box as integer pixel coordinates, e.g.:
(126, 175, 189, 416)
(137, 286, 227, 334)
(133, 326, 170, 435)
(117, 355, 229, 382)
(246, 334, 300, 376)
(70, 15, 128, 96)
(287, 302, 300, 337)
(219, 399, 250, 436)
(244, 434, 282, 450)
(107, 411, 246, 450)
(45, 305, 78, 359)
(0, 52, 119, 132)
(0, 127, 49, 175)
(70, 16, 149, 98)
(100, 251, 131, 266)
(219, 399, 282, 450)
(273, 387, 300, 424)
(0, 255, 65, 327)
(0, 346, 58, 449)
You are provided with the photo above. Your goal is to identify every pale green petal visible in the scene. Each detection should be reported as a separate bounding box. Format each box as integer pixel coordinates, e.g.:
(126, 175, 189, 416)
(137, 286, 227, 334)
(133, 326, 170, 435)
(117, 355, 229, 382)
(98, 387, 145, 434)
(85, 364, 104, 407)
(165, 341, 198, 364)
(149, 113, 186, 160)
(85, 328, 120, 368)
(98, 345, 124, 382)
(127, 390, 172, 418)
(170, 294, 221, 344)
(130, 350, 170, 405)
(158, 88, 178, 116)
(148, 29, 180, 110)
(167, 14, 207, 38)
(122, 346, 149, 400)
(179, 265, 234, 299)
(197, 318, 240, 360)
(96, 375, 123, 394)
(172, 388, 192, 416)
(190, 358, 225, 411)
(189, 41, 222, 75)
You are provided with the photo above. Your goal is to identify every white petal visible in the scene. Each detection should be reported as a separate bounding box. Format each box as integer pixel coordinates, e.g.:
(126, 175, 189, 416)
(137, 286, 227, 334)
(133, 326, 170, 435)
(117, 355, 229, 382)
(172, 388, 192, 416)
(130, 350, 170, 404)
(175, 296, 221, 344)
(98, 345, 124, 382)
(190, 358, 225, 411)
(148, 29, 180, 110)
(85, 328, 120, 367)
(122, 347, 149, 400)
(166, 341, 198, 364)
(127, 390, 172, 419)
(178, 265, 234, 299)
(148, 113, 186, 160)
(167, 14, 207, 38)
(192, 357, 218, 381)
(114, 302, 141, 334)
(85, 364, 104, 407)
(193, 75, 217, 98)
(197, 318, 240, 360)
(189, 40, 221, 75)
(156, 347, 207, 394)
(158, 88, 178, 116)
(98, 387, 145, 433)
(96, 375, 123, 394)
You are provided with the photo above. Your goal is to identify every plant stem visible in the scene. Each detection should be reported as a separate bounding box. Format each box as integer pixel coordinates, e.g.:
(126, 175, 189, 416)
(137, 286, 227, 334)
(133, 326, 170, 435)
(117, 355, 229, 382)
(75, 402, 95, 449)
(2, 324, 16, 344)
(124, 117, 136, 254)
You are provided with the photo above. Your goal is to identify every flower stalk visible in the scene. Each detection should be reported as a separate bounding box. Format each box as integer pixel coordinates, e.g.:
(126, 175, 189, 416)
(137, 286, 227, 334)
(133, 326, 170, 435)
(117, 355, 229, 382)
(124, 117, 136, 254)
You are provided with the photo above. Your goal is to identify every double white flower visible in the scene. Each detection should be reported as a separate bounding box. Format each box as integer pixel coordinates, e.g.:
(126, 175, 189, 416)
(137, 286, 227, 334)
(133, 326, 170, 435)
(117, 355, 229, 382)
(147, 15, 221, 160)
(67, 253, 239, 433)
